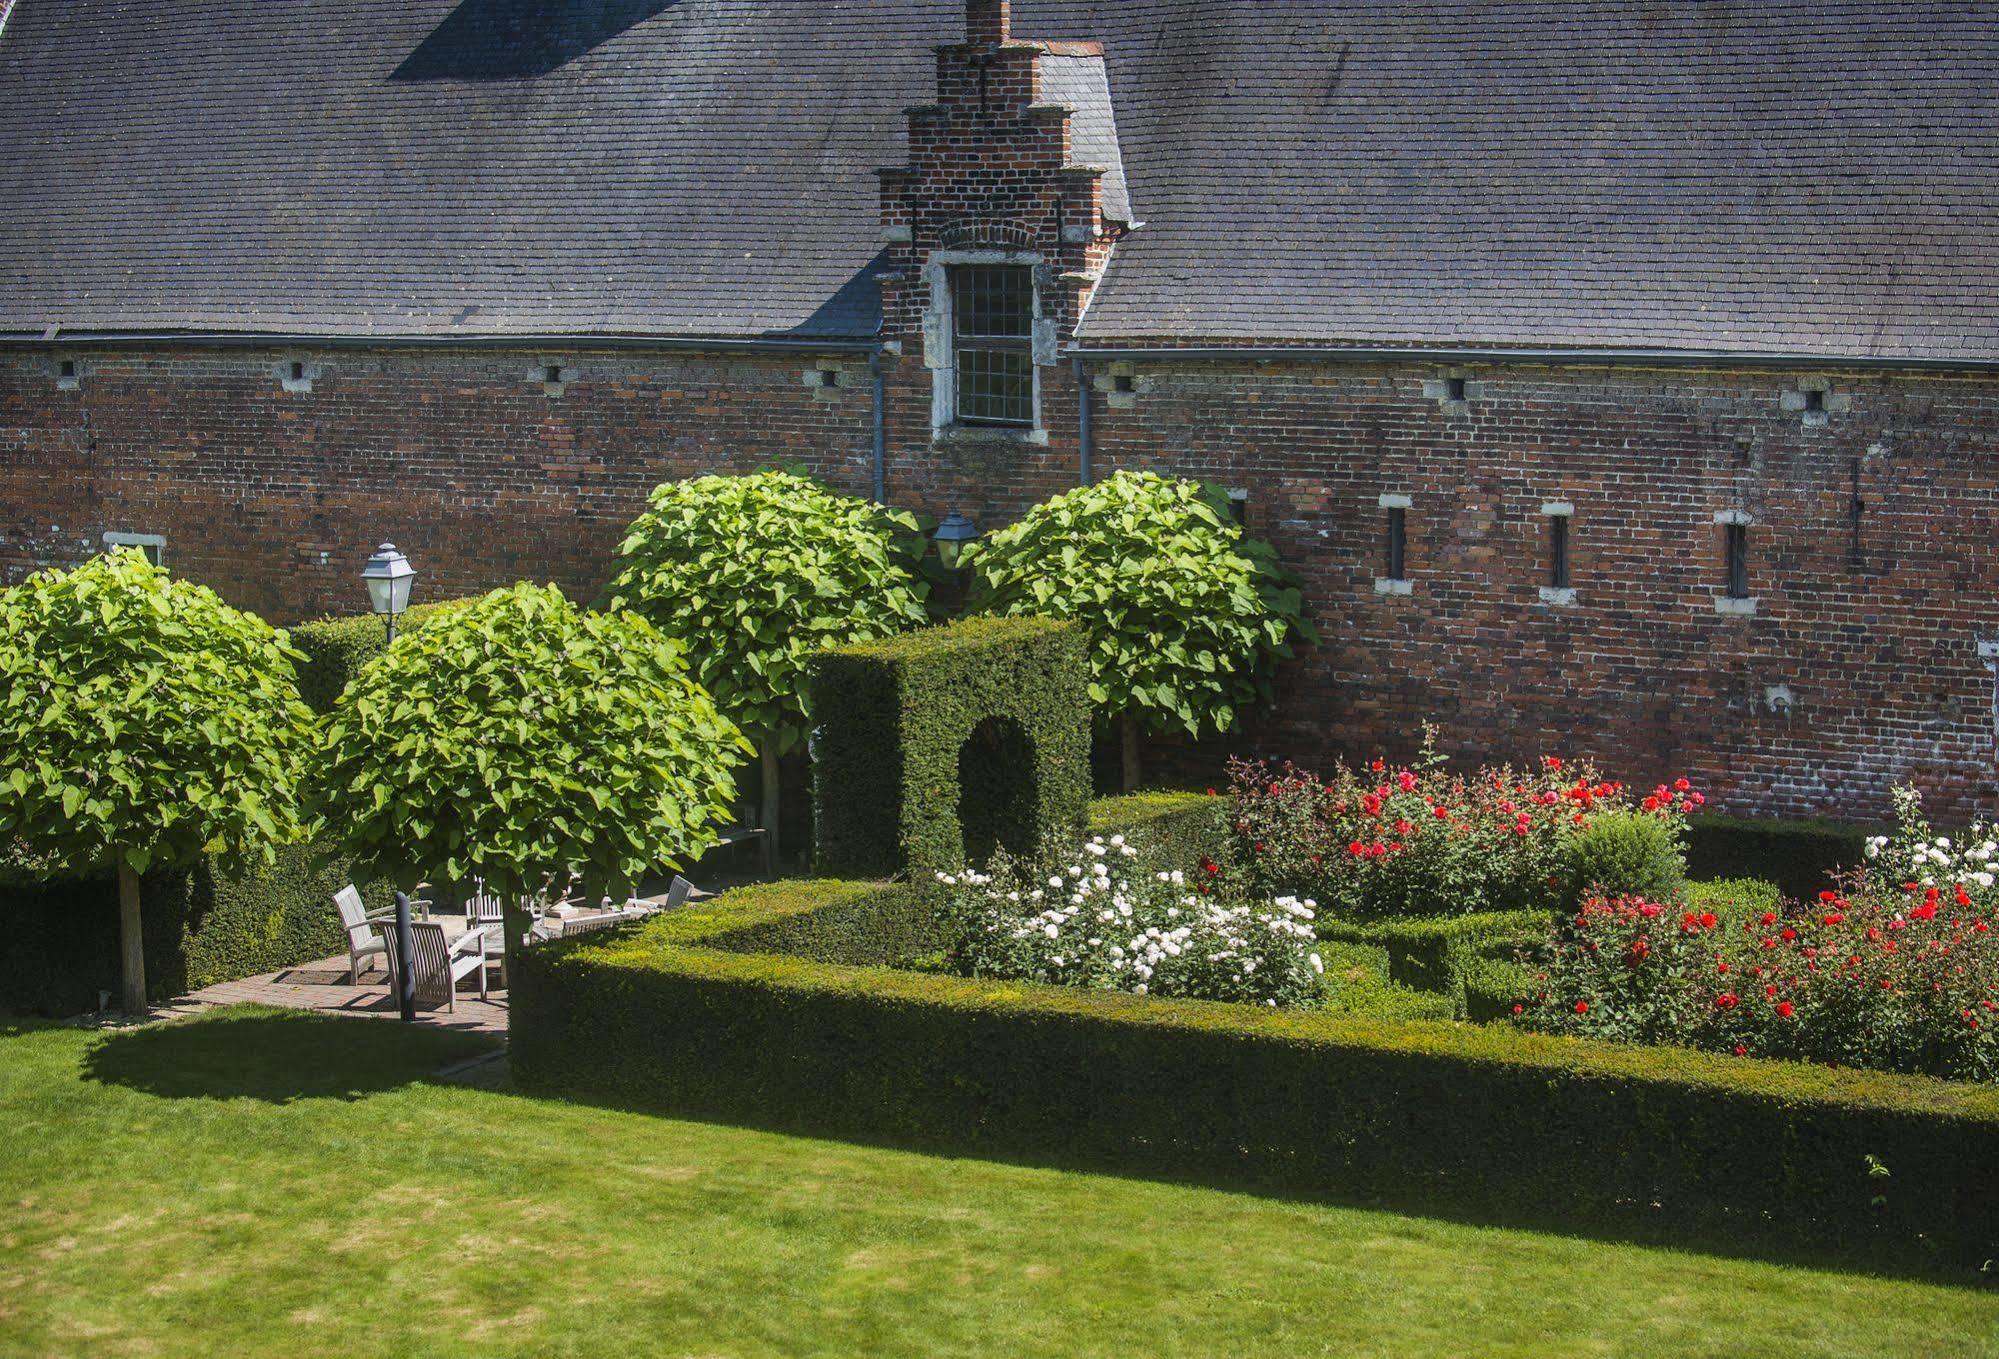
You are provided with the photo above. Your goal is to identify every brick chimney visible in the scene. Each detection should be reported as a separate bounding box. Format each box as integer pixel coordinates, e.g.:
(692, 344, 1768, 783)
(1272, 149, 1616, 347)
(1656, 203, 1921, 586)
(966, 0, 1010, 47)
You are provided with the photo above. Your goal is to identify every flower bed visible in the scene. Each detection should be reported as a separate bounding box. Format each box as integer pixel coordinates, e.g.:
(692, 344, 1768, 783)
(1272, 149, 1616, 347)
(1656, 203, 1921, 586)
(935, 835, 1324, 1007)
(1226, 742, 1700, 919)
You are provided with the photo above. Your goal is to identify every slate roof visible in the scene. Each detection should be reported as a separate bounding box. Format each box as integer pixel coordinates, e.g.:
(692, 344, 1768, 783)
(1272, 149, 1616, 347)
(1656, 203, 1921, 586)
(1038, 52, 1131, 226)
(2, 0, 1997, 361)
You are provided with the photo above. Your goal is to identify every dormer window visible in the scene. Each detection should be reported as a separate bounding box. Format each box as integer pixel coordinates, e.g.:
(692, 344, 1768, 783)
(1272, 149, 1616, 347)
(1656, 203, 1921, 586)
(950, 264, 1034, 427)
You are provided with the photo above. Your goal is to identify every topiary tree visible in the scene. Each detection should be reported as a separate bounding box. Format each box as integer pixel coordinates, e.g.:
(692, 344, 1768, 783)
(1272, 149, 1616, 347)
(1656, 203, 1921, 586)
(0, 548, 312, 1013)
(965, 470, 1315, 790)
(315, 583, 750, 969)
(604, 471, 930, 864)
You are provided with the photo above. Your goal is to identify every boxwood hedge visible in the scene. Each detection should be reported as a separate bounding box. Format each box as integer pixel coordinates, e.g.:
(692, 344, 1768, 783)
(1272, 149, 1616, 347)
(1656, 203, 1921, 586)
(810, 617, 1090, 877)
(0, 837, 376, 1016)
(513, 870, 1999, 1270)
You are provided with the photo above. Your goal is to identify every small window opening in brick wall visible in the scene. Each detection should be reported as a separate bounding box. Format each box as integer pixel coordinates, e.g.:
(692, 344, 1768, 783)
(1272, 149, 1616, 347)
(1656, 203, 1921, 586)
(1803, 388, 1825, 414)
(1226, 488, 1248, 526)
(545, 363, 564, 385)
(1549, 514, 1570, 589)
(1725, 522, 1750, 599)
(819, 368, 840, 388)
(1446, 376, 1467, 403)
(1113, 373, 1136, 394)
(290, 361, 305, 382)
(59, 359, 76, 380)
(1384, 506, 1408, 580)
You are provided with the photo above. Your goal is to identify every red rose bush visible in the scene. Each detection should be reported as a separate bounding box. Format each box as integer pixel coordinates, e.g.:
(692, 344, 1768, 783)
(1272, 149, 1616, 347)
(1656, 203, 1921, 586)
(1226, 734, 1701, 920)
(1520, 883, 1999, 1082)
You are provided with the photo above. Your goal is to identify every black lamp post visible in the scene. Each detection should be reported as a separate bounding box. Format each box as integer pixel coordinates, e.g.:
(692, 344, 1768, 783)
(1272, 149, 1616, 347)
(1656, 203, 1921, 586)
(932, 513, 980, 570)
(361, 542, 420, 1020)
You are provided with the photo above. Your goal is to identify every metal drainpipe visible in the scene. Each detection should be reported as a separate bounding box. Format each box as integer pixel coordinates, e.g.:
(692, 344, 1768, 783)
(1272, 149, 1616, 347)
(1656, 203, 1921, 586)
(869, 350, 888, 503)
(1073, 352, 1093, 486)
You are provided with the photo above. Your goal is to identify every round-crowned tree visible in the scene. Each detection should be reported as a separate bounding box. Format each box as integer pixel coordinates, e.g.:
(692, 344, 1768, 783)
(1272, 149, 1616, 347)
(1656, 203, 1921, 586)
(315, 583, 750, 965)
(0, 548, 313, 1012)
(604, 471, 929, 862)
(965, 470, 1314, 789)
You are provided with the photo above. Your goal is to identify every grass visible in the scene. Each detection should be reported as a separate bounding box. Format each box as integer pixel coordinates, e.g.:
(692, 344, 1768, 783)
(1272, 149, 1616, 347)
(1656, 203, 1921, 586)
(2, 1008, 1996, 1358)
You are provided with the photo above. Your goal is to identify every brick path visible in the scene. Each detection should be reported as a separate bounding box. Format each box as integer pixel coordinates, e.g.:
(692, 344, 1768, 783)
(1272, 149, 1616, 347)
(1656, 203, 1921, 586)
(170, 954, 509, 1036)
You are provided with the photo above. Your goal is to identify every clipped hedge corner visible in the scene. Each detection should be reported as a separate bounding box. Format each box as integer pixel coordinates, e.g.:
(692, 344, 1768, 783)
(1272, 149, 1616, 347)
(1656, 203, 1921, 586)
(810, 617, 1090, 877)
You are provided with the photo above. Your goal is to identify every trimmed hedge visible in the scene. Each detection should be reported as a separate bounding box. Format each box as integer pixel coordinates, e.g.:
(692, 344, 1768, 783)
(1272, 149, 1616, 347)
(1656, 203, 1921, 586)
(0, 837, 375, 1016)
(290, 601, 467, 712)
(511, 875, 1999, 1269)
(1685, 815, 1875, 902)
(810, 617, 1091, 877)
(1085, 789, 1231, 872)
(1318, 910, 1551, 1018)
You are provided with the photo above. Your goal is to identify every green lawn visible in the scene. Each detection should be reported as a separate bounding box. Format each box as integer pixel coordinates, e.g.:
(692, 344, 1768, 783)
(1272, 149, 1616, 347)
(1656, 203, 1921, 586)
(2, 1008, 1995, 1358)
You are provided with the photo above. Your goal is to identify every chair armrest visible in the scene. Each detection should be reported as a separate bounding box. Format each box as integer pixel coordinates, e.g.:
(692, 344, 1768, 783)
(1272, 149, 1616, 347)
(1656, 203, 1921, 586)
(449, 929, 489, 959)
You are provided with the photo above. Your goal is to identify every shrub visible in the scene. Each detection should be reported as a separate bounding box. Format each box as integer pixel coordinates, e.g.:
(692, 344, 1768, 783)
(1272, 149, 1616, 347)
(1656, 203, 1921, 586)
(0, 549, 313, 1010)
(1685, 815, 1872, 902)
(1519, 886, 1999, 1083)
(314, 584, 750, 963)
(964, 471, 1314, 787)
(289, 601, 468, 712)
(1318, 909, 1552, 1015)
(936, 835, 1325, 1007)
(1564, 809, 1687, 904)
(1864, 783, 1999, 911)
(1226, 742, 1703, 920)
(511, 873, 1999, 1270)
(809, 617, 1090, 878)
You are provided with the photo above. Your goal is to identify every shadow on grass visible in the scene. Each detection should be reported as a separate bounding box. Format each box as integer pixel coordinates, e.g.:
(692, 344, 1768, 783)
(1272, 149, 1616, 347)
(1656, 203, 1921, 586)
(517, 1081, 1999, 1291)
(82, 1006, 499, 1104)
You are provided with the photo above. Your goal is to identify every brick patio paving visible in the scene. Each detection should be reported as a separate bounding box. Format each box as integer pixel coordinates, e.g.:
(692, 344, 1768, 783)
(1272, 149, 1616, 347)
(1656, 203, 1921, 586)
(170, 955, 509, 1036)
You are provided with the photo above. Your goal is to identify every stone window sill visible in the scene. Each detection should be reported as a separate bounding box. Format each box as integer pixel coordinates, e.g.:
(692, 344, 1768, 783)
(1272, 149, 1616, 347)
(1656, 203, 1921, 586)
(935, 423, 1048, 447)
(1374, 577, 1413, 596)
(1538, 586, 1578, 608)
(1714, 596, 1759, 617)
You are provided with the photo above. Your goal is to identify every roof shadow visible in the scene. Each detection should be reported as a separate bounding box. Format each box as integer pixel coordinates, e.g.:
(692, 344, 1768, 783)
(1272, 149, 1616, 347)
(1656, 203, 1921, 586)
(770, 251, 889, 340)
(392, 0, 684, 82)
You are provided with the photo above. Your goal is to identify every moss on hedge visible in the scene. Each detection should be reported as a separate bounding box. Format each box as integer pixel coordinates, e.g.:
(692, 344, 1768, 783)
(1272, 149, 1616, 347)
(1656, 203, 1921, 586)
(512, 870, 1999, 1268)
(810, 618, 1091, 877)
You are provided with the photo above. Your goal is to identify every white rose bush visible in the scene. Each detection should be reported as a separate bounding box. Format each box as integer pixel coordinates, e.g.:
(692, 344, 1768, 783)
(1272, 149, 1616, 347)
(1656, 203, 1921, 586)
(936, 835, 1327, 1008)
(1866, 784, 1999, 908)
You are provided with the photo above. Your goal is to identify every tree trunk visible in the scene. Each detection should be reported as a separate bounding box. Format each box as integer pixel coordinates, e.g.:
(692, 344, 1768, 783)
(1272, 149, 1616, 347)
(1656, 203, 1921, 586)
(501, 894, 534, 1005)
(116, 861, 146, 1015)
(760, 744, 781, 876)
(1121, 713, 1142, 793)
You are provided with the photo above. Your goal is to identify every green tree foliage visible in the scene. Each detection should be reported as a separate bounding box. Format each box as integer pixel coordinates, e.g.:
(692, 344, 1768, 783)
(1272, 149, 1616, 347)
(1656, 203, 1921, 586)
(965, 471, 1314, 783)
(604, 471, 930, 757)
(315, 583, 750, 917)
(0, 549, 313, 1010)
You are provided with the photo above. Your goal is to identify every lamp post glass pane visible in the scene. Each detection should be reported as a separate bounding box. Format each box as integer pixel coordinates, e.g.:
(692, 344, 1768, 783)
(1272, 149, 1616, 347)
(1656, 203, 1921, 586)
(362, 543, 417, 618)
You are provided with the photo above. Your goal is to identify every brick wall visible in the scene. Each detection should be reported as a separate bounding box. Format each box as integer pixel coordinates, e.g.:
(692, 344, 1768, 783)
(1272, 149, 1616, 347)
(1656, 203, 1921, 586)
(0, 347, 878, 621)
(7, 342, 1998, 823)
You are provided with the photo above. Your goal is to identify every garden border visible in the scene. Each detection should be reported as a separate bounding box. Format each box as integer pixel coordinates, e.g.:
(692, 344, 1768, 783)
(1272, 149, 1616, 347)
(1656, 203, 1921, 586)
(513, 801, 1999, 1271)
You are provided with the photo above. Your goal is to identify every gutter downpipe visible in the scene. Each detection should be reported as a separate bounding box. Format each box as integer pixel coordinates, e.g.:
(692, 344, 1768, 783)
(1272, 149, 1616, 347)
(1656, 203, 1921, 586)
(870, 349, 888, 503)
(1073, 352, 1093, 486)
(1062, 344, 1999, 376)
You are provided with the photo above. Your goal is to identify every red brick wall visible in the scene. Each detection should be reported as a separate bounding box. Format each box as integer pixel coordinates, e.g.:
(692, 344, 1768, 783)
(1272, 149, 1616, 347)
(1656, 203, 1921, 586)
(0, 348, 878, 621)
(1076, 358, 1999, 822)
(7, 4, 1999, 827)
(6, 345, 1998, 823)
